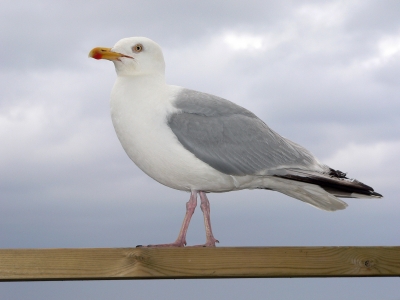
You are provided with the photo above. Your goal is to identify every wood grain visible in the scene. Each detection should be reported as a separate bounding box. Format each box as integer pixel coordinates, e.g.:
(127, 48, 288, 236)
(0, 247, 399, 281)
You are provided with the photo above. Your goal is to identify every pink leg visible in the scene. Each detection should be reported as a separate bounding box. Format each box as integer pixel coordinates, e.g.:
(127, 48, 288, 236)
(143, 191, 197, 247)
(192, 192, 219, 247)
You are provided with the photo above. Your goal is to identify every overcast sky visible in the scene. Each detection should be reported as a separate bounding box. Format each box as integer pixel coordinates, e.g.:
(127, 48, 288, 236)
(1, 0, 399, 299)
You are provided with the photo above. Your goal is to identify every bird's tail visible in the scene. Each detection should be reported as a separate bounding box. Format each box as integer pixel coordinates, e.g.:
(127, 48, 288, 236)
(270, 168, 382, 211)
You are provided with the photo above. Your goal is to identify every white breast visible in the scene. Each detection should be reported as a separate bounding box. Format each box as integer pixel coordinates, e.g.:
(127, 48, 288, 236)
(110, 76, 243, 192)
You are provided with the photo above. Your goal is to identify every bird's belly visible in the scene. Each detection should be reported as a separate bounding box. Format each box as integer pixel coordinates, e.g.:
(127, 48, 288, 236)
(111, 104, 240, 192)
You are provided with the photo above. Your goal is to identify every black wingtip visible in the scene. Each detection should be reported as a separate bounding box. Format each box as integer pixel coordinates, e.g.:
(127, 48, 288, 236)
(370, 191, 383, 198)
(329, 168, 383, 197)
(329, 168, 348, 178)
(275, 168, 383, 199)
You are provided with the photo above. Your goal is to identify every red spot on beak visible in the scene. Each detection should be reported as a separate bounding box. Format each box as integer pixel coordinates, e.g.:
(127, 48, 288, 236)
(92, 52, 103, 60)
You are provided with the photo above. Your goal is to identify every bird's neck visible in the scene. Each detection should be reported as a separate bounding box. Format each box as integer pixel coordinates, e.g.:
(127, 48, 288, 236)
(114, 73, 165, 97)
(111, 73, 171, 112)
(116, 72, 165, 85)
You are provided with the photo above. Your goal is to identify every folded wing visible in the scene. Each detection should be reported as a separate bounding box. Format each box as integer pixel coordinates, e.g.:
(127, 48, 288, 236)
(168, 88, 382, 211)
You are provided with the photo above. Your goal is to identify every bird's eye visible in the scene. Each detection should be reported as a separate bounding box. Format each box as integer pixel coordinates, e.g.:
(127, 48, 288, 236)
(132, 44, 143, 53)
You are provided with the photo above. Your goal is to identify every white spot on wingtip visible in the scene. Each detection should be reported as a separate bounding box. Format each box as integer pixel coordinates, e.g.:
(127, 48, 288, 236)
(230, 175, 240, 188)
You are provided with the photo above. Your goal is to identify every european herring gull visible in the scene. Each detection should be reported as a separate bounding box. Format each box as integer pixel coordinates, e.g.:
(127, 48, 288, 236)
(89, 37, 382, 247)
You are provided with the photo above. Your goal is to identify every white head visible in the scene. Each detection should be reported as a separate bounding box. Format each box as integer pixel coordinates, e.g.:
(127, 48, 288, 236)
(89, 37, 165, 77)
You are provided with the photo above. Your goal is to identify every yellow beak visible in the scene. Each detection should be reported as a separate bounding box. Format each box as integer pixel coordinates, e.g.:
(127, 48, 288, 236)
(88, 47, 133, 61)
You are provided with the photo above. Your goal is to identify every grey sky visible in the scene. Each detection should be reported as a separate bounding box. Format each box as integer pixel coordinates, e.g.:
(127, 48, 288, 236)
(1, 0, 399, 299)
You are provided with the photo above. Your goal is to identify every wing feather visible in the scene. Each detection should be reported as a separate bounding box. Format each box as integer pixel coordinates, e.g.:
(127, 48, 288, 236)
(167, 88, 382, 208)
(168, 89, 325, 176)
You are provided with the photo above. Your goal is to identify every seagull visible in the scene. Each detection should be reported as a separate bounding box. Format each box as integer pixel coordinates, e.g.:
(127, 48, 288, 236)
(89, 37, 382, 247)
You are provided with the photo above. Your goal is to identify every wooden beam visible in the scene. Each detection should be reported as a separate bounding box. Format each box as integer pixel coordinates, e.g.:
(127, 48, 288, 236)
(0, 247, 399, 281)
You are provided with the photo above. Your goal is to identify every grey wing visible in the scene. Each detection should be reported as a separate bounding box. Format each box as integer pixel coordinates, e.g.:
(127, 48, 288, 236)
(168, 89, 326, 176)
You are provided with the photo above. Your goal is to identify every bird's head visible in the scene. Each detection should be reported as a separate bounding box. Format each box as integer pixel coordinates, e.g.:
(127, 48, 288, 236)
(89, 37, 165, 77)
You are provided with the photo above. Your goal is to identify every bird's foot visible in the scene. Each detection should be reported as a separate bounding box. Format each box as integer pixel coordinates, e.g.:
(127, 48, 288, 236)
(136, 239, 186, 248)
(190, 237, 219, 247)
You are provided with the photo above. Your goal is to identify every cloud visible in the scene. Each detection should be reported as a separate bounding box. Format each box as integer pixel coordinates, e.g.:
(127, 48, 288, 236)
(324, 141, 400, 188)
(223, 33, 265, 51)
(2, 0, 398, 208)
(1, 0, 399, 298)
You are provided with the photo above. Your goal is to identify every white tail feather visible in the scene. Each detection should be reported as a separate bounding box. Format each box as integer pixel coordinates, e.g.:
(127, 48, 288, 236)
(269, 178, 348, 211)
